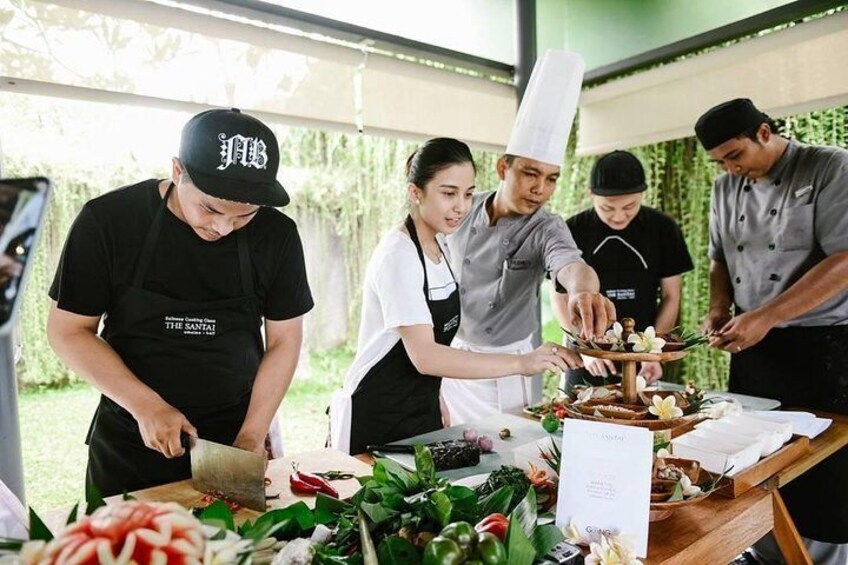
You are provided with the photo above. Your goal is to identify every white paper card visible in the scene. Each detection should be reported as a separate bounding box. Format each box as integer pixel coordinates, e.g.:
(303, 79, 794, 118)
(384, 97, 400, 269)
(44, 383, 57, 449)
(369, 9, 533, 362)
(555, 419, 653, 557)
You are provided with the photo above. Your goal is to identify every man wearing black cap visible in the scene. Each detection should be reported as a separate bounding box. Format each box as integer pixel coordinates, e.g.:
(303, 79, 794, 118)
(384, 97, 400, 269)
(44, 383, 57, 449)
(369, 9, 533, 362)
(551, 151, 693, 388)
(696, 98, 848, 562)
(46, 108, 313, 496)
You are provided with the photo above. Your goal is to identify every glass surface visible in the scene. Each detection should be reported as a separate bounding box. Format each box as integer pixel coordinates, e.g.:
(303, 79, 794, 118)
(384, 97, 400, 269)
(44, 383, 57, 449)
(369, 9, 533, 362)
(0, 178, 49, 326)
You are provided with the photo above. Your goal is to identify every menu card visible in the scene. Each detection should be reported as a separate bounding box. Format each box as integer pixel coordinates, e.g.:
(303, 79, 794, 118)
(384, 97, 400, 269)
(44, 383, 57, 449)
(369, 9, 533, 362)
(555, 419, 653, 557)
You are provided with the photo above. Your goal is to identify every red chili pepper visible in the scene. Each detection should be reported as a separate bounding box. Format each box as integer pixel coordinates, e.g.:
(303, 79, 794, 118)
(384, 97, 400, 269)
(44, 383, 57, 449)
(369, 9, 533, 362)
(289, 463, 339, 498)
(475, 513, 509, 542)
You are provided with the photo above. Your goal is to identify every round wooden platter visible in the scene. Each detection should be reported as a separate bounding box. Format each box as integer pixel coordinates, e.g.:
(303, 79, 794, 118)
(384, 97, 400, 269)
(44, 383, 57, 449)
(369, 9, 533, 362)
(649, 469, 716, 521)
(573, 347, 689, 363)
(562, 403, 700, 432)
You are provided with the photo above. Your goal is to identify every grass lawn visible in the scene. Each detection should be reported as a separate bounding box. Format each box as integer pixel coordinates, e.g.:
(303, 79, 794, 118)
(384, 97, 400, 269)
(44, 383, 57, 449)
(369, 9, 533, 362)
(17, 347, 352, 513)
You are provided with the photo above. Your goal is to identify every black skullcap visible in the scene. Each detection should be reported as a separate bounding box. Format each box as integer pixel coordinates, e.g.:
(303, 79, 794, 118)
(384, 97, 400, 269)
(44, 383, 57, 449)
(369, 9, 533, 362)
(590, 150, 646, 196)
(695, 98, 768, 150)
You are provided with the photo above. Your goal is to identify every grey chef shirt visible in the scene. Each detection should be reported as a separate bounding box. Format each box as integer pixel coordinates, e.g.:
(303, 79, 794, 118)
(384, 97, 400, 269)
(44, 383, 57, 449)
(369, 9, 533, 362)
(446, 192, 584, 346)
(708, 139, 848, 327)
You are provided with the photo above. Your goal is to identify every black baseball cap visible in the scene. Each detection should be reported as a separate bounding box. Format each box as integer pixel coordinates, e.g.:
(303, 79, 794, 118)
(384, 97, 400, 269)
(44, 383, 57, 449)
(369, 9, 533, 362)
(589, 150, 646, 196)
(179, 108, 289, 207)
(695, 98, 768, 151)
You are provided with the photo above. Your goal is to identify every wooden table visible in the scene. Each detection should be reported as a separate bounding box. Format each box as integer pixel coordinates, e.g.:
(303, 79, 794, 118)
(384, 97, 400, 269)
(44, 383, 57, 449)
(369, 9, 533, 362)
(41, 414, 848, 564)
(357, 412, 848, 564)
(117, 449, 372, 524)
(42, 449, 371, 532)
(643, 411, 848, 564)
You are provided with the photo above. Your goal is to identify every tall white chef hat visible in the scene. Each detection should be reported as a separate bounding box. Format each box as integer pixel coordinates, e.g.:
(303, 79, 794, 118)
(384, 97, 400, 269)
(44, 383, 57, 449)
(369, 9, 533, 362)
(505, 50, 585, 167)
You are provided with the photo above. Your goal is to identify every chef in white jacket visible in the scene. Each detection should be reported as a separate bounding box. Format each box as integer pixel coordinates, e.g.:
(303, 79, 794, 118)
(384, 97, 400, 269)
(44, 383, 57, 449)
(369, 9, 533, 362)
(442, 50, 614, 424)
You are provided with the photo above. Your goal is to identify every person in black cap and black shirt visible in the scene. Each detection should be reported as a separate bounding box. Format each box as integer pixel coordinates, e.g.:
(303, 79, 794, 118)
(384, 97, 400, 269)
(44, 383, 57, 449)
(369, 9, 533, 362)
(551, 151, 693, 389)
(46, 108, 314, 496)
(697, 98, 848, 564)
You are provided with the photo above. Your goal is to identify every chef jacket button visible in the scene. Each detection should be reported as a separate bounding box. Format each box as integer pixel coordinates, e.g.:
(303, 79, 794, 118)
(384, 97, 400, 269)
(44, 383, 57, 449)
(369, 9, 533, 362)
(502, 239, 509, 246)
(737, 245, 744, 252)
(460, 286, 466, 295)
(735, 277, 741, 284)
(485, 327, 493, 335)
(463, 258, 471, 265)
(774, 179, 782, 186)
(769, 273, 781, 282)
(739, 214, 746, 222)
(487, 301, 496, 309)
(470, 227, 477, 235)
(743, 185, 752, 192)
(769, 243, 776, 250)
(769, 209, 777, 216)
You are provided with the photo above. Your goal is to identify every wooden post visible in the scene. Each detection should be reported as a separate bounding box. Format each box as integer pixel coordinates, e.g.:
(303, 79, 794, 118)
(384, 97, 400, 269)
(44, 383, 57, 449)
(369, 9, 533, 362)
(620, 318, 637, 404)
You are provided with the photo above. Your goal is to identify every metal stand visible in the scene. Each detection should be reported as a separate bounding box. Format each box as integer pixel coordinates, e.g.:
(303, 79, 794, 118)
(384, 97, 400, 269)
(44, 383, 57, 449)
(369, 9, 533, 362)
(0, 332, 24, 503)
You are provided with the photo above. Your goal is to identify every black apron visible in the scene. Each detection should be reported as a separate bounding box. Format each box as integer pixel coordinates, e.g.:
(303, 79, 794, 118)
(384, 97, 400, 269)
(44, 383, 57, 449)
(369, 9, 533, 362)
(730, 324, 848, 543)
(565, 235, 658, 389)
(86, 183, 264, 497)
(348, 217, 461, 455)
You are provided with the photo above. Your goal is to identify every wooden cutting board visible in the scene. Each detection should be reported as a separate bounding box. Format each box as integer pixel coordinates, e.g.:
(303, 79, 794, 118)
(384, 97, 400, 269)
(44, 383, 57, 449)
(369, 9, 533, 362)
(104, 449, 372, 524)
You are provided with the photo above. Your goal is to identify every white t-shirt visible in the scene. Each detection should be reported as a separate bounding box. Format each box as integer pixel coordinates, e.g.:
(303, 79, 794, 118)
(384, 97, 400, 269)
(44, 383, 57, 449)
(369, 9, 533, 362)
(343, 228, 457, 392)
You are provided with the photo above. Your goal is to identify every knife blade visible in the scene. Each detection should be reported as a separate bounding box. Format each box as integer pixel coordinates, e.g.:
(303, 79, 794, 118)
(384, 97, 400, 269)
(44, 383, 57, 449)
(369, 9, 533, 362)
(366, 444, 415, 454)
(189, 437, 266, 512)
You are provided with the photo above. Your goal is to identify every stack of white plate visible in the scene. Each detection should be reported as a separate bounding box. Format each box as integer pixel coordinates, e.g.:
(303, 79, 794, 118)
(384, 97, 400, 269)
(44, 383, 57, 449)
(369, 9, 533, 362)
(670, 412, 793, 476)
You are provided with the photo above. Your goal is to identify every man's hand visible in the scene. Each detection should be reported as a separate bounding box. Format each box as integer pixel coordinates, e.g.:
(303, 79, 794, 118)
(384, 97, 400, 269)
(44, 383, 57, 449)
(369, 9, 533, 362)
(582, 355, 617, 378)
(709, 310, 776, 353)
(638, 361, 663, 384)
(702, 307, 731, 336)
(567, 292, 616, 339)
(133, 400, 197, 458)
(233, 432, 270, 468)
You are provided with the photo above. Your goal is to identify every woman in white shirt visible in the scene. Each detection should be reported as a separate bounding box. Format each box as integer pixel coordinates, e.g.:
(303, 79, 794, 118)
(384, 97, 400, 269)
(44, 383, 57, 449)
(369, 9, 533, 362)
(330, 138, 581, 454)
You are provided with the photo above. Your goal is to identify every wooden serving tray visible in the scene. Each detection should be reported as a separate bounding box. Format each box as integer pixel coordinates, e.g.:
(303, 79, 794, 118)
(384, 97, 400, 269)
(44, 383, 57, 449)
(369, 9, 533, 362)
(715, 435, 811, 498)
(563, 403, 703, 436)
(574, 347, 689, 363)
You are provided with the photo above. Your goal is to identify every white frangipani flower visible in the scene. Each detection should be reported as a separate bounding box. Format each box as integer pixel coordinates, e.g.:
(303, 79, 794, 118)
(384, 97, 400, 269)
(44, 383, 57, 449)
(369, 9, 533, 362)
(585, 535, 643, 565)
(627, 326, 666, 354)
(655, 447, 670, 459)
(605, 322, 624, 344)
(563, 518, 588, 545)
(680, 475, 702, 498)
(648, 395, 683, 420)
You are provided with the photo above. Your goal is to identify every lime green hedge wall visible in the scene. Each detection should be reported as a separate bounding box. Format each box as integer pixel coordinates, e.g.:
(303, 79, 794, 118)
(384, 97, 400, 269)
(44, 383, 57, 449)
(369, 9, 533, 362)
(9, 106, 847, 389)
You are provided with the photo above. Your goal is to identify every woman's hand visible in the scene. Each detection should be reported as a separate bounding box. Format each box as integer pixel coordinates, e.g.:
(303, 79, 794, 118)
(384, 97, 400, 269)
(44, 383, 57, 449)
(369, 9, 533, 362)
(519, 343, 583, 375)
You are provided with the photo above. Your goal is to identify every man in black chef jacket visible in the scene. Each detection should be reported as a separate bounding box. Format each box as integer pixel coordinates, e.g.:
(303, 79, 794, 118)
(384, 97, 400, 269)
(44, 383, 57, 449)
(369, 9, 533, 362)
(47, 108, 313, 496)
(552, 151, 693, 388)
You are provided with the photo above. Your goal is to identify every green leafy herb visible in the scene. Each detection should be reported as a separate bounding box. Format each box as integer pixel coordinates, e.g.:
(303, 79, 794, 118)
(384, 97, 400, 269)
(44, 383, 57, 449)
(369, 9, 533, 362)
(28, 508, 53, 542)
(198, 499, 235, 532)
(530, 523, 565, 557)
(476, 466, 531, 513)
(377, 535, 421, 564)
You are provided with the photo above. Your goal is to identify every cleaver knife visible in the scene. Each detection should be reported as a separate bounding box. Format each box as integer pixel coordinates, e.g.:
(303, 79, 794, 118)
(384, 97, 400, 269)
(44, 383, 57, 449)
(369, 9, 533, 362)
(189, 437, 266, 512)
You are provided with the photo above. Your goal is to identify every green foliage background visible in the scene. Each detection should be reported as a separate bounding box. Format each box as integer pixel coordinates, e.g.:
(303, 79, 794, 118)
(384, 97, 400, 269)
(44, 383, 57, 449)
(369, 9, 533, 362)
(8, 106, 847, 390)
